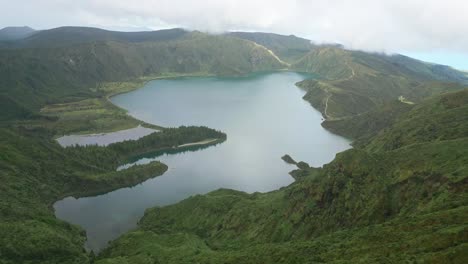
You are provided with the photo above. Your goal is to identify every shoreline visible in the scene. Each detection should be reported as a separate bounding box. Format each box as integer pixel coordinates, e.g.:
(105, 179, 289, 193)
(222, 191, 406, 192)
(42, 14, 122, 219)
(104, 72, 216, 100)
(177, 138, 220, 148)
(44, 70, 305, 138)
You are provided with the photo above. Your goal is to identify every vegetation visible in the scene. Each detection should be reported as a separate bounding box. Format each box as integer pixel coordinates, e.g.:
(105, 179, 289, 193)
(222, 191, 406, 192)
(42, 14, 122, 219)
(68, 126, 226, 168)
(1, 27, 468, 263)
(97, 89, 468, 264)
(322, 100, 415, 147)
(0, 28, 261, 263)
(0, 29, 285, 120)
(229, 32, 316, 64)
(0, 124, 225, 264)
(39, 98, 145, 136)
(0, 26, 36, 41)
(281, 154, 297, 165)
(293, 47, 468, 119)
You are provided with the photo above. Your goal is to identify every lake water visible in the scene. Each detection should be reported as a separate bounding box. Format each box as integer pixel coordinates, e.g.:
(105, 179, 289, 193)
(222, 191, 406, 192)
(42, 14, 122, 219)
(56, 125, 157, 147)
(54, 72, 351, 252)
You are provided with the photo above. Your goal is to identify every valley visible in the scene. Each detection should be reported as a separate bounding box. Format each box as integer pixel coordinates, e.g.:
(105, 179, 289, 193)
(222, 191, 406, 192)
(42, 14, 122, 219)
(0, 26, 467, 263)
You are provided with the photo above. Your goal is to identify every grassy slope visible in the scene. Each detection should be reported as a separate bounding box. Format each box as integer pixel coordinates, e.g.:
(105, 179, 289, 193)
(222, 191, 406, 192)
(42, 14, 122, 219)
(322, 100, 415, 146)
(97, 90, 468, 263)
(293, 47, 468, 119)
(228, 31, 315, 64)
(39, 97, 144, 136)
(9, 27, 188, 48)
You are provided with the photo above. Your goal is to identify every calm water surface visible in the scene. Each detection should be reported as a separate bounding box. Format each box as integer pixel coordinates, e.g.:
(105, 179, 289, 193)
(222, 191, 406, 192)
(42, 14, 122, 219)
(56, 125, 157, 147)
(54, 72, 351, 252)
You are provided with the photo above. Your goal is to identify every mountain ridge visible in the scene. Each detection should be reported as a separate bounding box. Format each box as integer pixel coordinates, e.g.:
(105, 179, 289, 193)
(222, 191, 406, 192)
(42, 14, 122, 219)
(0, 26, 36, 41)
(1, 26, 467, 122)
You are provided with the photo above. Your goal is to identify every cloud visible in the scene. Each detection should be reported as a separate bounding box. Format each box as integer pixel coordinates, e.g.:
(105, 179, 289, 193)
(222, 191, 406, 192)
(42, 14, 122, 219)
(1, 0, 467, 54)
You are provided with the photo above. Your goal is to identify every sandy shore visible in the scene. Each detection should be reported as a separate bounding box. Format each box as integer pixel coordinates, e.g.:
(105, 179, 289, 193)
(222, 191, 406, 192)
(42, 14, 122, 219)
(177, 138, 219, 148)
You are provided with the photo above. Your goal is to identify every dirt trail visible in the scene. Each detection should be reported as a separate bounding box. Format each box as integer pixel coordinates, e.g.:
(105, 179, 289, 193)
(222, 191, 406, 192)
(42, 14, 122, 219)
(345, 59, 356, 79)
(398, 95, 415, 105)
(324, 93, 331, 119)
(251, 42, 290, 67)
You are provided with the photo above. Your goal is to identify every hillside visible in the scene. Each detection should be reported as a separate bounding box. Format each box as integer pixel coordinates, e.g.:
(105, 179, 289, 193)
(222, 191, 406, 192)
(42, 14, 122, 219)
(294, 47, 468, 119)
(4, 27, 188, 48)
(0, 26, 36, 41)
(322, 100, 414, 147)
(229, 31, 316, 64)
(97, 89, 468, 263)
(0, 29, 285, 119)
(0, 125, 226, 264)
(2, 27, 467, 122)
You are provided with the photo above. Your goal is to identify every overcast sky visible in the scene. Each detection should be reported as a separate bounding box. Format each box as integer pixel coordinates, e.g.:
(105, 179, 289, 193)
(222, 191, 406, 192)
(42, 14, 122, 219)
(1, 0, 467, 70)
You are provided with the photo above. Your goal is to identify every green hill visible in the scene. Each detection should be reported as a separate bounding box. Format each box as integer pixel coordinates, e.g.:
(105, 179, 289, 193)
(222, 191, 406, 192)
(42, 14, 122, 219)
(293, 47, 468, 83)
(228, 31, 316, 64)
(294, 47, 468, 119)
(7, 27, 188, 48)
(97, 89, 468, 264)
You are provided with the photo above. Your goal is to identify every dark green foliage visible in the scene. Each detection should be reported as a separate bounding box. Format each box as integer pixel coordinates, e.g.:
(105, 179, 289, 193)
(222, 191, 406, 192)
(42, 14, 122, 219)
(67, 126, 226, 169)
(107, 126, 226, 160)
(296, 161, 310, 170)
(0, 94, 35, 121)
(365, 89, 468, 152)
(97, 206, 468, 263)
(281, 154, 297, 164)
(322, 100, 414, 147)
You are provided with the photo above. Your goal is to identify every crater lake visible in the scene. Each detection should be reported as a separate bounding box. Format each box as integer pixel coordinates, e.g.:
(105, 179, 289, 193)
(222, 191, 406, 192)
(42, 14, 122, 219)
(54, 72, 351, 252)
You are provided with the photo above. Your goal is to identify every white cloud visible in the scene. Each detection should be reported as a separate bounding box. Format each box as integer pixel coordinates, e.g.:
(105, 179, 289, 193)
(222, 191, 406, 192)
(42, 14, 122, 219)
(1, 0, 467, 54)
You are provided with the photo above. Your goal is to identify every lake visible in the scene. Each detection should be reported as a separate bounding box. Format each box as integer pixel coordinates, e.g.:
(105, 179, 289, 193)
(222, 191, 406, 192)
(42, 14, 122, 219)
(54, 72, 351, 252)
(56, 125, 157, 147)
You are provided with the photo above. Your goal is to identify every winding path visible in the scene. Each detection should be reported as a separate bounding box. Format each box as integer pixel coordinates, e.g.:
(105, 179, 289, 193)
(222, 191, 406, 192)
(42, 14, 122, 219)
(324, 93, 331, 119)
(251, 42, 290, 67)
